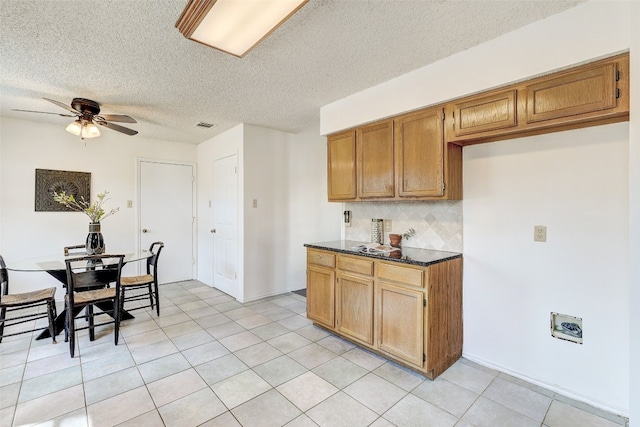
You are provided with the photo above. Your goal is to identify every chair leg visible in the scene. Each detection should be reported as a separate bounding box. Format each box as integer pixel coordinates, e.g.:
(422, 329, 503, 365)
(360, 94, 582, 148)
(154, 281, 160, 316)
(47, 300, 57, 344)
(0, 307, 6, 343)
(113, 299, 120, 346)
(88, 305, 95, 341)
(148, 283, 154, 311)
(67, 305, 75, 357)
(64, 301, 69, 343)
(120, 288, 126, 316)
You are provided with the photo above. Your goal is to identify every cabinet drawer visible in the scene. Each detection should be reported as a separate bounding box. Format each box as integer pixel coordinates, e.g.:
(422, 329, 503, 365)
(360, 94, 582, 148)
(377, 262, 424, 288)
(308, 250, 336, 268)
(338, 256, 374, 276)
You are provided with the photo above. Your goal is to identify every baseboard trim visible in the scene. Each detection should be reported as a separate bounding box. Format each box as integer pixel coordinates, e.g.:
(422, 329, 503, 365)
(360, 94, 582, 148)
(462, 352, 629, 418)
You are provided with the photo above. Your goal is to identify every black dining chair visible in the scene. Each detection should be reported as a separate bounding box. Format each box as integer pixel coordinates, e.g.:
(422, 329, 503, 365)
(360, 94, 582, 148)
(64, 254, 124, 357)
(0, 255, 57, 343)
(120, 242, 164, 316)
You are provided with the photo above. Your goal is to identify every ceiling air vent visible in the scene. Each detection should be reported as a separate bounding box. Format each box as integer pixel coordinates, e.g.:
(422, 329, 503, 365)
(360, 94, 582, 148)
(196, 122, 216, 128)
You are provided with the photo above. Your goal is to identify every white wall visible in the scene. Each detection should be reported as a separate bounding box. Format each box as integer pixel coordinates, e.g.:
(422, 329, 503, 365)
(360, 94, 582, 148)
(464, 123, 629, 412)
(319, 0, 635, 416)
(0, 116, 197, 297)
(196, 124, 341, 302)
(243, 124, 291, 301)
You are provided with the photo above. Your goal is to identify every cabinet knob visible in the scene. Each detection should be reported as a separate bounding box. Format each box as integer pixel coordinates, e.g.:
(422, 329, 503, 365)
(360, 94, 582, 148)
(211, 229, 216, 233)
(142, 228, 148, 233)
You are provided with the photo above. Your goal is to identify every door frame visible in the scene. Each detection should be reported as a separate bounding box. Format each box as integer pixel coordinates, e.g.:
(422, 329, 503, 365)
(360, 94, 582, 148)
(136, 157, 197, 278)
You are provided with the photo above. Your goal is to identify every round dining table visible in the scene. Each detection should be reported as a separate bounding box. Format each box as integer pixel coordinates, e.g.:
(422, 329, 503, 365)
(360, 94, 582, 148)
(5, 250, 152, 339)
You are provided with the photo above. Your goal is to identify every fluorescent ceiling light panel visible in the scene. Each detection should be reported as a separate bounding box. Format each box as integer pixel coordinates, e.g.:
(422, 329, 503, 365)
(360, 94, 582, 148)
(176, 0, 308, 57)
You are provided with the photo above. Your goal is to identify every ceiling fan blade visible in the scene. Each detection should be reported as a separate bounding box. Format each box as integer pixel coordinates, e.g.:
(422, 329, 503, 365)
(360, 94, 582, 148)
(97, 114, 137, 123)
(43, 97, 81, 114)
(11, 108, 77, 117)
(95, 120, 138, 136)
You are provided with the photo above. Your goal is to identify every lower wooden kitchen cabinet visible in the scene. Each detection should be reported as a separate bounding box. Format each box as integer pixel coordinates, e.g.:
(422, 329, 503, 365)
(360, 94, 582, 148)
(306, 250, 336, 329)
(306, 245, 463, 379)
(336, 272, 374, 345)
(377, 282, 424, 367)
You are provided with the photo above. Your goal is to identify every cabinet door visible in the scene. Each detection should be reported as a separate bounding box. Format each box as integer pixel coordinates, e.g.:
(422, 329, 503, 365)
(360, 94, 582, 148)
(450, 89, 517, 137)
(327, 131, 357, 201)
(524, 63, 617, 124)
(395, 108, 444, 197)
(376, 282, 424, 367)
(307, 265, 335, 328)
(357, 120, 394, 199)
(336, 273, 374, 345)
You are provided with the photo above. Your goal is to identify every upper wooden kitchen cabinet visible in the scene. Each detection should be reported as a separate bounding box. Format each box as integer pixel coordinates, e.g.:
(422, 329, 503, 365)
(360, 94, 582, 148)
(444, 52, 629, 145)
(522, 57, 625, 125)
(395, 107, 448, 198)
(326, 111, 461, 201)
(327, 130, 357, 201)
(357, 120, 394, 199)
(446, 89, 517, 143)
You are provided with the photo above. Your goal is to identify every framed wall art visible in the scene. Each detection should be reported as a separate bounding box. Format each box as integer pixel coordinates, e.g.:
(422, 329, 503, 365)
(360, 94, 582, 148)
(35, 169, 91, 212)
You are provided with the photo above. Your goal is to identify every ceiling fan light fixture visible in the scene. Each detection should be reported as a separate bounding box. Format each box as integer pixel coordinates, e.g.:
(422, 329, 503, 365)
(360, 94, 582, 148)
(65, 120, 83, 136)
(66, 119, 100, 139)
(176, 0, 308, 58)
(82, 122, 101, 139)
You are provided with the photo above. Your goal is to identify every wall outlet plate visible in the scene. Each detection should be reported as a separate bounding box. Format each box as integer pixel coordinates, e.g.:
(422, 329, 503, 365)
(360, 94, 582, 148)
(384, 219, 392, 232)
(534, 225, 547, 242)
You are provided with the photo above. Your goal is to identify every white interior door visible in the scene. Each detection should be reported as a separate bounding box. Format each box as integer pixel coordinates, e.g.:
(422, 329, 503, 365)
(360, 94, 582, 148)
(139, 160, 195, 284)
(212, 154, 238, 298)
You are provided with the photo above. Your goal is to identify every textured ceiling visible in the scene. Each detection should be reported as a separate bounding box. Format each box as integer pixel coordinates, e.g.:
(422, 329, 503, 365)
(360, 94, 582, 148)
(0, 0, 583, 144)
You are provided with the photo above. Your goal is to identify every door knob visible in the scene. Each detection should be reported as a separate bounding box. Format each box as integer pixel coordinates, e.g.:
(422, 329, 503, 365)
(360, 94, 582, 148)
(142, 229, 148, 233)
(211, 229, 216, 233)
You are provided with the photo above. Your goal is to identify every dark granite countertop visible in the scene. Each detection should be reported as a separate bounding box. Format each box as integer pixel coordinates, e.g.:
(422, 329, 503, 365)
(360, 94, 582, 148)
(304, 240, 462, 267)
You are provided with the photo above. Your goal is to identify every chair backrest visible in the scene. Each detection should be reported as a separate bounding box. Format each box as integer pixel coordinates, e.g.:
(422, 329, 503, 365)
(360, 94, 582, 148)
(65, 254, 125, 306)
(64, 245, 86, 256)
(146, 242, 164, 278)
(0, 255, 8, 299)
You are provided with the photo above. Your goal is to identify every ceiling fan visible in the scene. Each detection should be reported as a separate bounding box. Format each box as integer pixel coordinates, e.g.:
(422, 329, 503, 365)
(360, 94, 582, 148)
(12, 97, 138, 139)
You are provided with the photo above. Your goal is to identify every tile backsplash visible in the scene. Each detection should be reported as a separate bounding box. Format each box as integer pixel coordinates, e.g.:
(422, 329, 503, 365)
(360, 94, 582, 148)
(344, 201, 462, 252)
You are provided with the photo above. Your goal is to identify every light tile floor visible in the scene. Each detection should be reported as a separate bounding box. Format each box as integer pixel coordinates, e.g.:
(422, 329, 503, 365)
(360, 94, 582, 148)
(0, 280, 629, 427)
